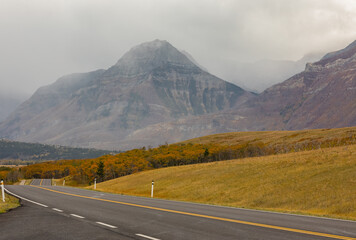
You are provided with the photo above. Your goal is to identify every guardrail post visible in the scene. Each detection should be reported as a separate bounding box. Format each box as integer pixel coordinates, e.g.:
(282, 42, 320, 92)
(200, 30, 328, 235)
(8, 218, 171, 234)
(1, 180, 5, 202)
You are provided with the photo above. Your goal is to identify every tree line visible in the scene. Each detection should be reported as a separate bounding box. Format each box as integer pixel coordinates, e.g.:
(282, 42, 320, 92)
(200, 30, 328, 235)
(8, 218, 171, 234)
(0, 139, 118, 162)
(3, 133, 352, 185)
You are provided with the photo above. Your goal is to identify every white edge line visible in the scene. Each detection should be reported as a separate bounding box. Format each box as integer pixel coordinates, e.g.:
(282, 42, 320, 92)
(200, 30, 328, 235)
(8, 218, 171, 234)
(4, 188, 48, 208)
(96, 222, 117, 229)
(14, 185, 355, 224)
(108, 192, 356, 224)
(70, 214, 85, 219)
(135, 233, 160, 240)
(78, 187, 356, 223)
(52, 208, 63, 212)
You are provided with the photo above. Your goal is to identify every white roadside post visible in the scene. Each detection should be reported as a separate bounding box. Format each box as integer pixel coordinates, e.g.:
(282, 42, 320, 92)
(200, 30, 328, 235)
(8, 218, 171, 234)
(94, 178, 97, 190)
(63, 179, 65, 186)
(1, 180, 5, 202)
(151, 180, 154, 198)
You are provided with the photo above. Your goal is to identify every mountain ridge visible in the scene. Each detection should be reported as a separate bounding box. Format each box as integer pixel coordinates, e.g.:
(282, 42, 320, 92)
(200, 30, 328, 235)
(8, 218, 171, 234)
(321, 40, 356, 61)
(109, 39, 356, 146)
(0, 40, 250, 150)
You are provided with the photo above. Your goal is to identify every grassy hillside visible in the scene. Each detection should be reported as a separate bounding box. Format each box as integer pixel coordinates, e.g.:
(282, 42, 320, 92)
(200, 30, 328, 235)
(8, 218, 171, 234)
(92, 144, 356, 220)
(19, 127, 356, 186)
(183, 127, 356, 147)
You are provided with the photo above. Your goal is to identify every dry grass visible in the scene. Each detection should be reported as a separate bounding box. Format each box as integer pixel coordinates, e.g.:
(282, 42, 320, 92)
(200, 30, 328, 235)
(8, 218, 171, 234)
(0, 192, 20, 213)
(52, 178, 65, 186)
(52, 177, 87, 187)
(92, 144, 356, 220)
(24, 179, 32, 185)
(182, 127, 356, 146)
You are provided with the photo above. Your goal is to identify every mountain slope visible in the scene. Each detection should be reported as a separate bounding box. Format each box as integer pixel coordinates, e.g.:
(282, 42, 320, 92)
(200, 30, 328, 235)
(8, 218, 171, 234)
(321, 40, 356, 61)
(251, 40, 356, 130)
(0, 40, 250, 150)
(123, 40, 356, 140)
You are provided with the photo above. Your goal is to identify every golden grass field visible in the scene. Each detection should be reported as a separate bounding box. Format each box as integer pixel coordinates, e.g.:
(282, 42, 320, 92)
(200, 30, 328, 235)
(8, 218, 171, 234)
(91, 144, 356, 220)
(182, 126, 356, 147)
(0, 192, 20, 214)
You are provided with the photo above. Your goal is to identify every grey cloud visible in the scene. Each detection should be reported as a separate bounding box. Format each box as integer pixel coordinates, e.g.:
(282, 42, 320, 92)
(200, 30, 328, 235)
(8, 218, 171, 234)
(0, 0, 356, 96)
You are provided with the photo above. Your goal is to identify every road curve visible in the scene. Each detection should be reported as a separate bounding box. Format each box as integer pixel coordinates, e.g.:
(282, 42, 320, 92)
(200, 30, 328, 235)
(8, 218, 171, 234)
(2, 184, 356, 240)
(30, 179, 52, 186)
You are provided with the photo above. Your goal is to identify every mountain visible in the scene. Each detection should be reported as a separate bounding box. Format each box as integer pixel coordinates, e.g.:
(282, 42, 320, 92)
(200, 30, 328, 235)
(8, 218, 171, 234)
(1, 39, 355, 150)
(321, 40, 356, 61)
(180, 50, 209, 72)
(119, 40, 356, 141)
(247, 40, 356, 130)
(0, 40, 250, 150)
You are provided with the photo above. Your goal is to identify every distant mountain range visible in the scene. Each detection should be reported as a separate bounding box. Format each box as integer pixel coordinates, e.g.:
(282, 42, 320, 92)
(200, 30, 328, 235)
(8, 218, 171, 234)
(0, 39, 355, 150)
(0, 139, 117, 163)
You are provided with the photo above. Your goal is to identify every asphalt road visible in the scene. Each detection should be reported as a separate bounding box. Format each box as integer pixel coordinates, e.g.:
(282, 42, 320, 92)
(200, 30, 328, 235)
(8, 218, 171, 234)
(2, 183, 356, 240)
(30, 179, 52, 186)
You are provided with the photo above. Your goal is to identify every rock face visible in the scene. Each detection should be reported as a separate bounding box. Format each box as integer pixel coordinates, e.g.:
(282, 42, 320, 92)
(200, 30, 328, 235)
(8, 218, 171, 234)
(0, 40, 249, 150)
(249, 39, 356, 130)
(117, 40, 356, 142)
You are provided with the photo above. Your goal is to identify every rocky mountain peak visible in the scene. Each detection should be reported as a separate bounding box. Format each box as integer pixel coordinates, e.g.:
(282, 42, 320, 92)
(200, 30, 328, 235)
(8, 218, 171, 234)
(0, 39, 249, 150)
(110, 39, 198, 76)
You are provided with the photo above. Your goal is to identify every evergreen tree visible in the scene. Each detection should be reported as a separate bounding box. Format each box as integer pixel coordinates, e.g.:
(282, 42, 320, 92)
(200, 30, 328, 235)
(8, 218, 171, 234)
(96, 160, 105, 182)
(204, 148, 209, 158)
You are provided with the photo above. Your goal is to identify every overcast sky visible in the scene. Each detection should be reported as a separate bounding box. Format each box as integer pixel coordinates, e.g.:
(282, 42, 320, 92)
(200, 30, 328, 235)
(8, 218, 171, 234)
(1, 0, 356, 97)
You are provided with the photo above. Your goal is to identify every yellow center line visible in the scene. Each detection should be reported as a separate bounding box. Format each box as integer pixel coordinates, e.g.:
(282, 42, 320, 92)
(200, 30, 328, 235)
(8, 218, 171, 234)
(39, 179, 43, 186)
(30, 185, 355, 240)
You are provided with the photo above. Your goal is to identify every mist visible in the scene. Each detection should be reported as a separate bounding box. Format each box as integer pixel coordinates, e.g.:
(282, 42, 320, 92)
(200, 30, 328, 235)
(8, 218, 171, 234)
(1, 0, 356, 96)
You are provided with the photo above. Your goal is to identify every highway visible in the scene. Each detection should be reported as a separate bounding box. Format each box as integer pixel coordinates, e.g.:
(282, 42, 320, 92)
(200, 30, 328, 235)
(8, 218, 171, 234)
(30, 178, 52, 186)
(1, 183, 356, 240)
